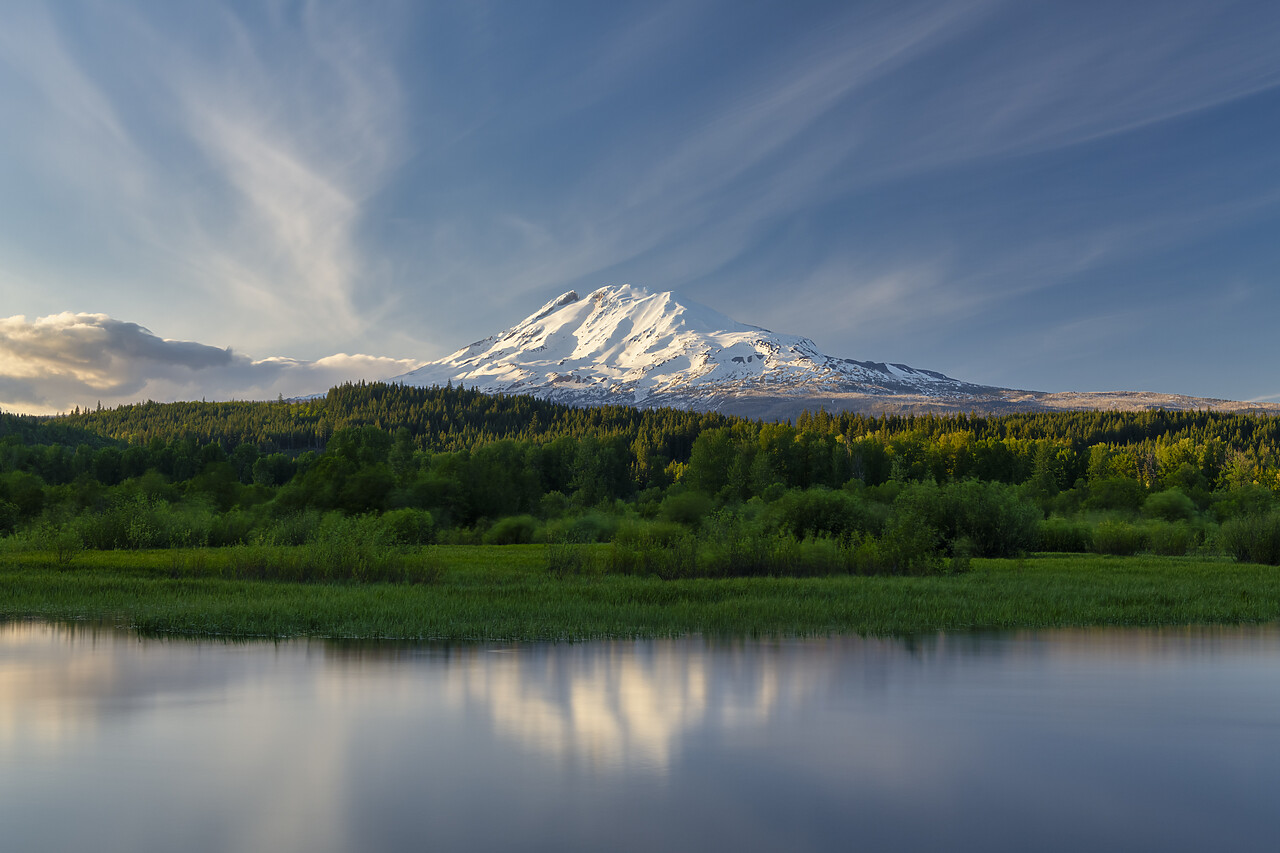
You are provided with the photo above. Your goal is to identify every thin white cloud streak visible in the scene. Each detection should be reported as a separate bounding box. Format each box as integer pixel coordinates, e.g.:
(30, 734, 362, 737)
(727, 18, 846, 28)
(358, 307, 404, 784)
(162, 1, 405, 340)
(408, 1, 1002, 318)
(0, 1, 407, 354)
(2, 0, 1278, 397)
(0, 313, 422, 415)
(404, 0, 1280, 351)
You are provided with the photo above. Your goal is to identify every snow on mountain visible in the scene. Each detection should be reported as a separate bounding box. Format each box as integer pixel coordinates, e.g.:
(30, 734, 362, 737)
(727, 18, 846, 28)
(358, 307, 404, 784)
(392, 284, 996, 411)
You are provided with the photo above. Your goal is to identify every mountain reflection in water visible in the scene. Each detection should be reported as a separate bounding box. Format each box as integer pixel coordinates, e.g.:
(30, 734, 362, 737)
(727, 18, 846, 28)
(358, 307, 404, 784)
(3, 621, 1280, 853)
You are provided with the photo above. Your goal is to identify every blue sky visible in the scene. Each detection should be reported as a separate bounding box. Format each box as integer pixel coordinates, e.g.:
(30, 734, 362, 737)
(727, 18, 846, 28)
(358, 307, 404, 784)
(2, 0, 1279, 413)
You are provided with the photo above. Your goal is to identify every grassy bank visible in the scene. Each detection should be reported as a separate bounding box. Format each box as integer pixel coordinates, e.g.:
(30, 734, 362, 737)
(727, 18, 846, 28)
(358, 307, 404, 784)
(2, 546, 1279, 640)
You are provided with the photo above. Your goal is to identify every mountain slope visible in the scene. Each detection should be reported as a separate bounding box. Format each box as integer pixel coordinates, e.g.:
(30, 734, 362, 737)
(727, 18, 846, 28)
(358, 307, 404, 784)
(394, 284, 1000, 411)
(391, 284, 1280, 418)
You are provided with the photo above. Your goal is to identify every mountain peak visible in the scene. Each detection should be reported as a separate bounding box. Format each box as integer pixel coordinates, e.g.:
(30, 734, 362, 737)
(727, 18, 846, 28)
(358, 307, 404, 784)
(393, 283, 976, 412)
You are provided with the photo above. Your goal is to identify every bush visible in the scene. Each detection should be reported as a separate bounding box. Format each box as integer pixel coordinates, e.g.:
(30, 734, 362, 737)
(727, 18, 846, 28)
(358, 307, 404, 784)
(1092, 520, 1147, 556)
(538, 491, 570, 519)
(1211, 485, 1275, 523)
(0, 500, 19, 536)
(612, 519, 687, 548)
(1038, 516, 1093, 552)
(208, 508, 258, 547)
(1220, 513, 1280, 565)
(546, 541, 598, 577)
(187, 523, 441, 584)
(1085, 478, 1147, 512)
(767, 488, 885, 541)
(1143, 489, 1197, 522)
(870, 514, 946, 574)
(37, 522, 82, 565)
(543, 511, 619, 543)
(894, 480, 1039, 559)
(606, 532, 699, 579)
(265, 510, 324, 546)
(1146, 521, 1197, 557)
(659, 491, 713, 527)
(483, 514, 539, 545)
(381, 508, 435, 545)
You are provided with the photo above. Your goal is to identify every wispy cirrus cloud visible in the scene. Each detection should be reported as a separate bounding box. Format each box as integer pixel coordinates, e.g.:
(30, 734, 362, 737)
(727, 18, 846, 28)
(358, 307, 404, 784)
(391, 0, 1280, 346)
(0, 0, 406, 354)
(2, 0, 1280, 405)
(0, 313, 421, 415)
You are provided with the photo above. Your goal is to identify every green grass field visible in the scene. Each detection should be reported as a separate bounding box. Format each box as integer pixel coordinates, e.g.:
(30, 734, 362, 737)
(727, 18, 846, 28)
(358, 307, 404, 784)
(3, 546, 1279, 640)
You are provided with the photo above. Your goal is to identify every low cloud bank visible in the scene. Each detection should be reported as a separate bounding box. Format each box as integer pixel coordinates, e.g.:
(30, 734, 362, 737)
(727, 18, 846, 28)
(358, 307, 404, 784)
(0, 313, 423, 415)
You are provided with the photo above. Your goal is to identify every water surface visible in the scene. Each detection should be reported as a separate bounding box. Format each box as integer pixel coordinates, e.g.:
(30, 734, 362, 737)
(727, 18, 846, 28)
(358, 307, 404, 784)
(3, 621, 1279, 852)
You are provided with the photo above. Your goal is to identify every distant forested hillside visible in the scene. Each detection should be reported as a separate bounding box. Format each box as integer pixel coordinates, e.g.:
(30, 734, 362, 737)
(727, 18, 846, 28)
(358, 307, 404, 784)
(36, 382, 738, 455)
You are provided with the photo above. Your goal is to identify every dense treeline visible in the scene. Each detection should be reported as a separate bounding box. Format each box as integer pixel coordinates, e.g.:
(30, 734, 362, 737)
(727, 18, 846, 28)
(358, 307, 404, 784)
(43, 382, 735, 456)
(5, 383, 1280, 575)
(33, 383, 1280, 492)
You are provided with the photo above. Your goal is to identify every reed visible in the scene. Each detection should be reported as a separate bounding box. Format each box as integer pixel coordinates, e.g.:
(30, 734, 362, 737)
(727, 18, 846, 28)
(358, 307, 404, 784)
(3, 548, 1278, 641)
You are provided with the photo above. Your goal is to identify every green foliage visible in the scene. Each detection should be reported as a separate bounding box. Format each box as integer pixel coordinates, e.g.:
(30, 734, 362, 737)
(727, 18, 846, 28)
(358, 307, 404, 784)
(894, 480, 1040, 559)
(1220, 513, 1280, 565)
(543, 510, 619, 544)
(766, 487, 885, 541)
(1211, 485, 1275, 522)
(0, 500, 19, 535)
(1038, 516, 1093, 552)
(1143, 488, 1197, 522)
(659, 490, 713, 527)
(1086, 478, 1146, 512)
(381, 508, 435, 545)
(10, 385, 1280, 573)
(1146, 521, 1198, 557)
(545, 540, 599, 578)
(1092, 520, 1148, 556)
(483, 514, 540, 545)
(9, 550, 1280, 641)
(606, 533, 700, 579)
(36, 522, 83, 565)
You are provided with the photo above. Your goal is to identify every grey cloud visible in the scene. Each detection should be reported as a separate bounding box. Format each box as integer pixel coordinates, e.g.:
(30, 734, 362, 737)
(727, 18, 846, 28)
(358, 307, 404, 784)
(0, 313, 421, 414)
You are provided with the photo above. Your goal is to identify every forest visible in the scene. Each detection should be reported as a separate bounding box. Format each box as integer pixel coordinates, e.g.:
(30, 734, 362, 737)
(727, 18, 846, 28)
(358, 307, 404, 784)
(5, 382, 1280, 578)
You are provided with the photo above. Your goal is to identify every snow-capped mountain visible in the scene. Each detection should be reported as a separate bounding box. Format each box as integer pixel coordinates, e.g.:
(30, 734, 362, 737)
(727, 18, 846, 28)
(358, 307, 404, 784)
(386, 284, 1280, 417)
(392, 284, 1002, 413)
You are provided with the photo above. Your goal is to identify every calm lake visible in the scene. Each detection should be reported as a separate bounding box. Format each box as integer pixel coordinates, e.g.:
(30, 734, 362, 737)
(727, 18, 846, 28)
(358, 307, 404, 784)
(3, 621, 1279, 852)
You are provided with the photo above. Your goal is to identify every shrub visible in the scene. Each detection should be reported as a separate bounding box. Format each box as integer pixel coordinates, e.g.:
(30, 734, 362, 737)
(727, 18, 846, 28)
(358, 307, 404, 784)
(874, 514, 946, 574)
(483, 514, 539, 545)
(612, 519, 687, 548)
(381, 508, 435, 545)
(208, 508, 258, 547)
(538, 491, 570, 519)
(1146, 521, 1196, 557)
(38, 522, 82, 566)
(1092, 520, 1147, 556)
(1085, 478, 1146, 512)
(659, 491, 713, 527)
(1220, 513, 1280, 565)
(266, 510, 325, 546)
(606, 532, 699, 579)
(1038, 516, 1093, 552)
(767, 488, 886, 541)
(546, 541, 597, 577)
(1143, 489, 1197, 523)
(544, 511, 619, 543)
(0, 500, 19, 536)
(945, 480, 1041, 558)
(1211, 485, 1275, 523)
(201, 531, 441, 584)
(894, 480, 1039, 559)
